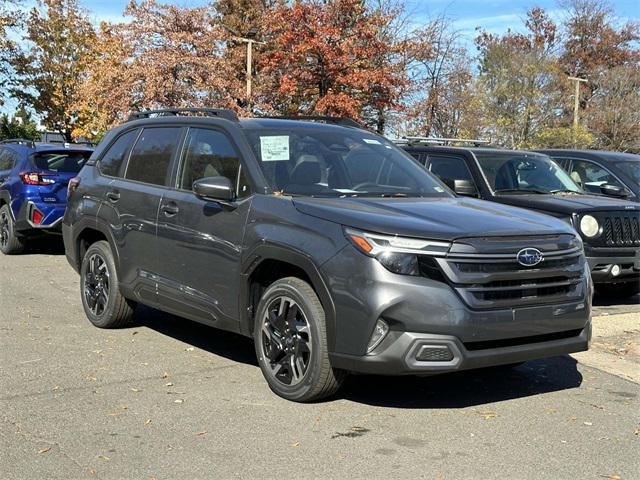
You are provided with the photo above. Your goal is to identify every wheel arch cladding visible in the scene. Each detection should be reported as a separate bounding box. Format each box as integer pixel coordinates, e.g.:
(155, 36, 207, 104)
(75, 223, 119, 272)
(242, 244, 337, 351)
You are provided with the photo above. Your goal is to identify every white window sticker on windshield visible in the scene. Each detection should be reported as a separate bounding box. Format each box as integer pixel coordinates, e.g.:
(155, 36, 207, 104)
(260, 136, 290, 161)
(362, 138, 382, 145)
(434, 186, 444, 192)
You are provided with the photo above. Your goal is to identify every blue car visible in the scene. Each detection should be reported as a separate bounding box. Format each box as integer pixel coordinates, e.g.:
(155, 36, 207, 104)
(0, 139, 93, 254)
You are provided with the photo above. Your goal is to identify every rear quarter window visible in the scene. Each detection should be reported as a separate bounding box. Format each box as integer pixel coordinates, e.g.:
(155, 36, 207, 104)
(98, 129, 139, 177)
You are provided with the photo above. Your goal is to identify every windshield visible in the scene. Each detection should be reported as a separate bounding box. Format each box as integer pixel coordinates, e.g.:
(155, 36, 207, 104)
(616, 160, 640, 185)
(30, 151, 91, 173)
(474, 151, 582, 194)
(243, 126, 451, 198)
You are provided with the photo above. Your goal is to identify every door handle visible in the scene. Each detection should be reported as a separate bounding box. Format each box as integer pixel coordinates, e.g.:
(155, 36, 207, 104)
(161, 203, 179, 216)
(106, 191, 120, 202)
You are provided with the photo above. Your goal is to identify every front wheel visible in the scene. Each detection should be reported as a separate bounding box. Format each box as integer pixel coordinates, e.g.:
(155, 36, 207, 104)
(80, 240, 136, 328)
(254, 277, 345, 402)
(0, 204, 26, 255)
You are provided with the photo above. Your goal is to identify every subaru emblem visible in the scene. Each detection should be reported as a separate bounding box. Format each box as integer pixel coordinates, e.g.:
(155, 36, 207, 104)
(517, 248, 543, 267)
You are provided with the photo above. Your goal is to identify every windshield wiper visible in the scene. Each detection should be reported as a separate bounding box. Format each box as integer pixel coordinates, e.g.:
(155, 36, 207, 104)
(550, 189, 583, 195)
(494, 188, 549, 195)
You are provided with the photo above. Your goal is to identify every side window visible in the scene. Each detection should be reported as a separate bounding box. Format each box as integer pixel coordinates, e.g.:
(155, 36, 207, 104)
(407, 151, 426, 164)
(0, 148, 17, 170)
(125, 127, 181, 186)
(428, 155, 473, 184)
(99, 129, 139, 177)
(569, 159, 623, 193)
(178, 128, 245, 195)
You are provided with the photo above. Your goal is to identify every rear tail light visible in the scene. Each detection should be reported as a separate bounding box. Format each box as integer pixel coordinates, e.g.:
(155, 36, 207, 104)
(67, 177, 80, 198)
(20, 172, 55, 186)
(31, 208, 44, 225)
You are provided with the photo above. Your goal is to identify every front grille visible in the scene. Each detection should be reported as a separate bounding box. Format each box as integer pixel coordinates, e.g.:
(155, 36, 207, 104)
(435, 234, 586, 310)
(601, 214, 640, 247)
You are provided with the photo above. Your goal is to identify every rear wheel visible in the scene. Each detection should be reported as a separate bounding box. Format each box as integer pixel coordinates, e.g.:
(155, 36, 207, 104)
(0, 204, 26, 255)
(254, 277, 345, 402)
(80, 240, 136, 328)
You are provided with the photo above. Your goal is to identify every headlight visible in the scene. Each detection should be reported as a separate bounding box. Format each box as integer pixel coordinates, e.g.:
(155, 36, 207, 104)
(345, 228, 451, 276)
(580, 215, 599, 238)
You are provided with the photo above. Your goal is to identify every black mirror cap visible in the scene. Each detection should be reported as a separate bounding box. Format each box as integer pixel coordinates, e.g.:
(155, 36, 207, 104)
(600, 183, 630, 198)
(453, 179, 478, 197)
(193, 176, 235, 202)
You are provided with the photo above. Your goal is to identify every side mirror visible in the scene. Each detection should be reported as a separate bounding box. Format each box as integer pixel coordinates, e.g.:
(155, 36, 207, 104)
(193, 176, 235, 202)
(600, 183, 629, 198)
(453, 179, 478, 197)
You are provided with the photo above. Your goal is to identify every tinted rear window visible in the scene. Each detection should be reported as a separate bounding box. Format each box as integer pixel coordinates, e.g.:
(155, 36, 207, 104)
(30, 151, 92, 173)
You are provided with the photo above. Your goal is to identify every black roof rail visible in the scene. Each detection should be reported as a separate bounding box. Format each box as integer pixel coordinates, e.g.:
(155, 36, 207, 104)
(126, 108, 239, 123)
(395, 136, 491, 147)
(263, 115, 364, 129)
(0, 138, 36, 147)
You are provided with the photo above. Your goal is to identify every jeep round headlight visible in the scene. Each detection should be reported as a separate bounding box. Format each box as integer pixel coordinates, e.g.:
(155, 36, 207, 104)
(580, 215, 599, 237)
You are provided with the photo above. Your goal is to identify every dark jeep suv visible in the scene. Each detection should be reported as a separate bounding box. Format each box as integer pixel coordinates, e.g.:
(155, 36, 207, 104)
(402, 143, 640, 298)
(63, 110, 592, 402)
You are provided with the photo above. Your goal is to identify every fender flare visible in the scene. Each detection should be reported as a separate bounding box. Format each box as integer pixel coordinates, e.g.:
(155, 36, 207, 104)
(0, 190, 15, 221)
(240, 243, 337, 350)
(72, 216, 121, 273)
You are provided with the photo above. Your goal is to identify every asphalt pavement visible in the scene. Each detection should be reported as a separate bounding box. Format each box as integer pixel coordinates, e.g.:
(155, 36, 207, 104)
(1, 241, 639, 480)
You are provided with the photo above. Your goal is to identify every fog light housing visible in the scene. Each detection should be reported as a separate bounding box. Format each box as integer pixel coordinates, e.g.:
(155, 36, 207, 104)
(611, 264, 621, 276)
(367, 319, 389, 353)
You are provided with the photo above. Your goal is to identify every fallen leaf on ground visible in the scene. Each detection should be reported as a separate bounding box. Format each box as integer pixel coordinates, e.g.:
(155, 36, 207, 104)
(38, 447, 51, 454)
(130, 388, 141, 392)
(174, 399, 184, 404)
(97, 455, 110, 461)
(144, 419, 152, 425)
(584, 422, 593, 426)
(162, 372, 169, 379)
(600, 475, 622, 480)
(351, 426, 367, 432)
(185, 347, 194, 352)
(196, 431, 207, 436)
(165, 382, 173, 387)
(290, 442, 300, 447)
(634, 428, 640, 436)
(479, 411, 498, 420)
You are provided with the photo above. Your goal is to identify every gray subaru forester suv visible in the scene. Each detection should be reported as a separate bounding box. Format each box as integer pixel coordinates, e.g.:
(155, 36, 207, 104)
(63, 109, 592, 402)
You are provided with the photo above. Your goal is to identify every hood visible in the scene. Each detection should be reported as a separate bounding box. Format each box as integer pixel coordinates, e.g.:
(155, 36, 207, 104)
(494, 193, 639, 215)
(292, 196, 575, 241)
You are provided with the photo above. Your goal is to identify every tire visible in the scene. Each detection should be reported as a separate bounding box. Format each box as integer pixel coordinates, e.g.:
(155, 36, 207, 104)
(80, 240, 136, 328)
(0, 204, 26, 255)
(253, 277, 345, 402)
(597, 281, 640, 299)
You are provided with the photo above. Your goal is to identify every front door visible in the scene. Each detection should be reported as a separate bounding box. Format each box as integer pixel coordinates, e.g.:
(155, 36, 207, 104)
(155, 127, 252, 327)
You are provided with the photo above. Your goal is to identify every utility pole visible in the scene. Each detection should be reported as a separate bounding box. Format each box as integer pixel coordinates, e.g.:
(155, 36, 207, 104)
(568, 76, 588, 127)
(224, 26, 265, 104)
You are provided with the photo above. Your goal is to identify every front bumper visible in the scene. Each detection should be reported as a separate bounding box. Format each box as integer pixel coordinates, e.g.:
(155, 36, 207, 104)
(330, 322, 591, 375)
(586, 251, 640, 284)
(322, 245, 592, 375)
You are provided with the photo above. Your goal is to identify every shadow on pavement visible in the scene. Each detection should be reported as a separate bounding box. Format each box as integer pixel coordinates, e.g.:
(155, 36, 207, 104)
(338, 356, 583, 408)
(593, 292, 639, 307)
(134, 306, 582, 408)
(23, 235, 66, 255)
(136, 306, 259, 367)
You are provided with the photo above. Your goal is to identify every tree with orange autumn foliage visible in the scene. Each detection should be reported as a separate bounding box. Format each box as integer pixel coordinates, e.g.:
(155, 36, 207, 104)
(258, 0, 407, 132)
(74, 0, 243, 139)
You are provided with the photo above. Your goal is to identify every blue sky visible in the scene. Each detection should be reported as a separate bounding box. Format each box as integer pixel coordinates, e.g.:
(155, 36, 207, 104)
(80, 0, 639, 41)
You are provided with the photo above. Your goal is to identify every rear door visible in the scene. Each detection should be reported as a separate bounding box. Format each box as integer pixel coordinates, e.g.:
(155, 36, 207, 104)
(105, 126, 182, 298)
(154, 127, 252, 327)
